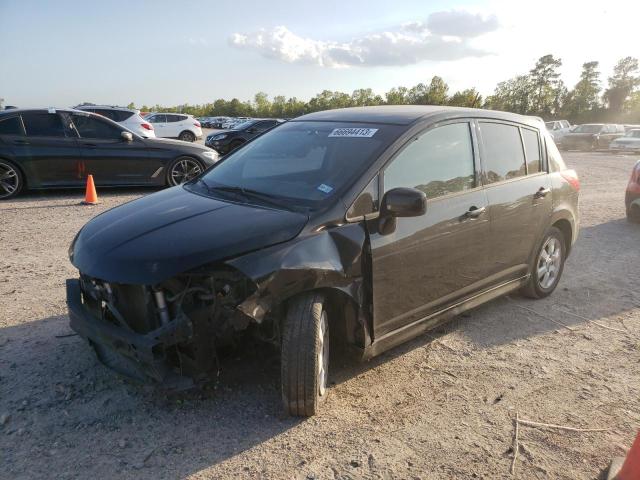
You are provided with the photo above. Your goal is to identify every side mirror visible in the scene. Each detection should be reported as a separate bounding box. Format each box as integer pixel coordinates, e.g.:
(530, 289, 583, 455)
(121, 131, 133, 142)
(381, 187, 427, 218)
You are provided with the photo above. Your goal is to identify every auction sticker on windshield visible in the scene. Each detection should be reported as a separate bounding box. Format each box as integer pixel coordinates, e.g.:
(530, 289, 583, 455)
(329, 128, 378, 138)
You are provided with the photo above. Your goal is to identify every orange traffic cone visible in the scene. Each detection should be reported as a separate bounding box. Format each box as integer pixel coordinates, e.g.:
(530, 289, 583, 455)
(613, 431, 640, 480)
(82, 174, 98, 205)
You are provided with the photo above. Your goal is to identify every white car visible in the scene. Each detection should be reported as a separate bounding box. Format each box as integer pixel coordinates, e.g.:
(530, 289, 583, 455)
(145, 113, 202, 142)
(610, 129, 640, 153)
(545, 120, 572, 145)
(75, 105, 156, 138)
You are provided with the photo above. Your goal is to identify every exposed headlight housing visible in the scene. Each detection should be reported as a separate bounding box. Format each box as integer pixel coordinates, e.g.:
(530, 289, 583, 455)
(201, 151, 219, 162)
(212, 134, 227, 140)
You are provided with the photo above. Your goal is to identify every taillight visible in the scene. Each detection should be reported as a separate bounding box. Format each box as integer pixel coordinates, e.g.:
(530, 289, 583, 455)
(561, 169, 580, 191)
(142, 123, 153, 130)
(632, 163, 640, 184)
(194, 121, 201, 128)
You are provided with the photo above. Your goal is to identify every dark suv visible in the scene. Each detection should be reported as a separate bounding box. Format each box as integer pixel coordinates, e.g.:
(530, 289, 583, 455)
(561, 123, 626, 151)
(67, 106, 580, 416)
(205, 118, 284, 154)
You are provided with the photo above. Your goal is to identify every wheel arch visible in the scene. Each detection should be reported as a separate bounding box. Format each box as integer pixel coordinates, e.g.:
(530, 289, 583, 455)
(552, 218, 573, 256)
(0, 155, 27, 189)
(166, 155, 205, 186)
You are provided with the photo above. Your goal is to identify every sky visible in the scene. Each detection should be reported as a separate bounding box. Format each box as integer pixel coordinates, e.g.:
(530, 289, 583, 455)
(1, 0, 639, 108)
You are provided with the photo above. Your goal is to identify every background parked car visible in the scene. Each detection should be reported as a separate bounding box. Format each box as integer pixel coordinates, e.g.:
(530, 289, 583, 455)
(0, 108, 218, 199)
(205, 118, 284, 154)
(145, 113, 202, 142)
(561, 123, 625, 151)
(626, 160, 640, 222)
(610, 129, 640, 153)
(624, 124, 640, 132)
(75, 105, 155, 138)
(545, 120, 572, 145)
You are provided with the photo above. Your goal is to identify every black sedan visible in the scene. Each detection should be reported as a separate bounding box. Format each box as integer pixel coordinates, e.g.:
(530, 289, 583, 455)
(0, 108, 219, 199)
(205, 118, 284, 154)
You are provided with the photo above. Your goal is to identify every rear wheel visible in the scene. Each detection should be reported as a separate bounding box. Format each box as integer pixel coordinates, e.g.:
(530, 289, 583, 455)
(281, 293, 330, 417)
(521, 227, 566, 299)
(0, 159, 24, 200)
(178, 130, 195, 142)
(167, 157, 203, 186)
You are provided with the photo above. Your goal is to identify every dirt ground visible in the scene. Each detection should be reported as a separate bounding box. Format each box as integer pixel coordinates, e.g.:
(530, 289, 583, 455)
(1, 151, 639, 479)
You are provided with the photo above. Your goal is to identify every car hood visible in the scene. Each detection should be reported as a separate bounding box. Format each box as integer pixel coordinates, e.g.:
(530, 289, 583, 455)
(71, 186, 308, 284)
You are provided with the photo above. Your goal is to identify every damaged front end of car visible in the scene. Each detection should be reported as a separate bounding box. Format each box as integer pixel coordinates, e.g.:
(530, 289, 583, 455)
(67, 265, 266, 389)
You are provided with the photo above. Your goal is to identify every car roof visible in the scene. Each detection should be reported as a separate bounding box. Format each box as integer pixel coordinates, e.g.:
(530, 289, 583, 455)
(0, 107, 80, 116)
(293, 105, 540, 127)
(75, 105, 136, 112)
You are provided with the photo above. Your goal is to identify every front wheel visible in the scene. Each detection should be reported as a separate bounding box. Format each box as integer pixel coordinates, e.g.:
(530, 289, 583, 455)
(178, 130, 195, 142)
(0, 159, 24, 200)
(521, 227, 566, 299)
(166, 157, 203, 186)
(281, 293, 330, 417)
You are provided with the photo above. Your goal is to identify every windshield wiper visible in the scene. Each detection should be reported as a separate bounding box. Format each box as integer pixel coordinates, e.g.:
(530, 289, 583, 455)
(210, 185, 292, 210)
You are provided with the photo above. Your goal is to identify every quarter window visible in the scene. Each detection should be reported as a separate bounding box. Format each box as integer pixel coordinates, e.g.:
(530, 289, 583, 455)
(0, 117, 24, 136)
(72, 114, 122, 139)
(384, 122, 475, 198)
(21, 112, 67, 137)
(522, 128, 541, 174)
(479, 122, 526, 183)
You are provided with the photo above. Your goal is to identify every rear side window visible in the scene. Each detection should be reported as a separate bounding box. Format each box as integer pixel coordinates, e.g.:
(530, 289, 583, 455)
(0, 116, 24, 135)
(384, 122, 476, 198)
(111, 110, 135, 122)
(21, 112, 67, 137)
(148, 114, 166, 123)
(479, 122, 526, 183)
(72, 114, 122, 139)
(522, 128, 541, 174)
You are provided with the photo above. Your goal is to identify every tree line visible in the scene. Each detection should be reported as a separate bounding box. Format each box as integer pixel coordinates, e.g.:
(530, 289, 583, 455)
(126, 55, 639, 124)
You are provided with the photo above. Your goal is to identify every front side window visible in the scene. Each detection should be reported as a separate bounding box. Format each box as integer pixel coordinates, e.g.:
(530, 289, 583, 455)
(197, 121, 404, 208)
(384, 122, 475, 198)
(522, 128, 541, 174)
(479, 122, 526, 184)
(21, 112, 67, 137)
(148, 114, 166, 123)
(573, 124, 603, 134)
(0, 116, 24, 136)
(72, 114, 122, 140)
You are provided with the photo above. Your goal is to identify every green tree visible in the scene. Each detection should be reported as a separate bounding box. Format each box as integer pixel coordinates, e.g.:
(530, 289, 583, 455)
(604, 56, 640, 113)
(448, 88, 482, 108)
(563, 61, 601, 120)
(385, 86, 409, 105)
(425, 76, 449, 105)
(529, 54, 564, 115)
(485, 75, 533, 114)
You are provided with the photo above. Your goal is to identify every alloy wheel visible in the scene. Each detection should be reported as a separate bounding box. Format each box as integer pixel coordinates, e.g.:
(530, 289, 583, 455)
(0, 162, 19, 199)
(170, 158, 202, 186)
(317, 310, 329, 397)
(537, 237, 562, 289)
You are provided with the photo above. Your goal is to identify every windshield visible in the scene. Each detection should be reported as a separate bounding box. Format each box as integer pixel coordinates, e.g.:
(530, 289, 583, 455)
(545, 122, 555, 129)
(196, 121, 404, 208)
(573, 124, 602, 134)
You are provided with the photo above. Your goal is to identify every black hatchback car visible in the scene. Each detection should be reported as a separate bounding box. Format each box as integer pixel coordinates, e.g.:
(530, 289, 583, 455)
(205, 118, 284, 154)
(0, 108, 219, 199)
(67, 106, 580, 416)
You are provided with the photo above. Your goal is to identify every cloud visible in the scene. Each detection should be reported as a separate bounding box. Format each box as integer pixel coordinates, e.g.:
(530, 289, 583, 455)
(426, 10, 499, 38)
(229, 10, 499, 68)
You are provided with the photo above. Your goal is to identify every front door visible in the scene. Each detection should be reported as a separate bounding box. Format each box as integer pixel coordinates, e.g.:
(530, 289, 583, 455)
(368, 121, 492, 339)
(70, 113, 157, 185)
(477, 121, 553, 283)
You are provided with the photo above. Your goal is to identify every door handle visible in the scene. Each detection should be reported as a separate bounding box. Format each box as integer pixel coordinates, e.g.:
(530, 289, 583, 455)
(534, 187, 551, 199)
(465, 206, 486, 218)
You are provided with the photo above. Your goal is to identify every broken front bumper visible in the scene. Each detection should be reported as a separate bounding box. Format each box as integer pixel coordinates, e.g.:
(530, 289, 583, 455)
(66, 279, 194, 388)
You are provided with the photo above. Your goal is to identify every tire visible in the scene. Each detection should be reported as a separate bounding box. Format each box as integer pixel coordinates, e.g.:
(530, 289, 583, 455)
(166, 156, 203, 186)
(229, 140, 244, 152)
(281, 292, 330, 417)
(521, 226, 566, 299)
(178, 130, 195, 142)
(627, 204, 640, 224)
(0, 159, 24, 200)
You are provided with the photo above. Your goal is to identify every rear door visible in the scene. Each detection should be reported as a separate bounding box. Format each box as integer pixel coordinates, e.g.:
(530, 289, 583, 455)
(13, 111, 83, 186)
(70, 113, 157, 185)
(477, 120, 552, 283)
(368, 120, 492, 338)
(147, 114, 168, 137)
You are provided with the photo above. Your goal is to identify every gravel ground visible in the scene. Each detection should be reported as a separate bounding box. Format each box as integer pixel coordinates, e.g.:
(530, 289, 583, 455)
(0, 152, 639, 479)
